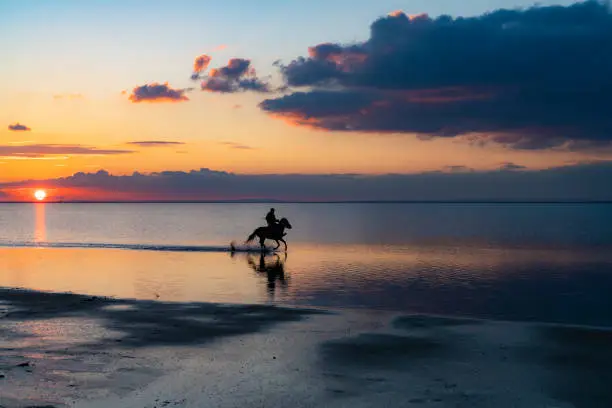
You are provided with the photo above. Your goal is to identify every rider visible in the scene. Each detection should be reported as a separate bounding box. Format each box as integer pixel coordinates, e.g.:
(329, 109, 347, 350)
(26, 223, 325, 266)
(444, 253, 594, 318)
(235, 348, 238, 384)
(265, 208, 278, 228)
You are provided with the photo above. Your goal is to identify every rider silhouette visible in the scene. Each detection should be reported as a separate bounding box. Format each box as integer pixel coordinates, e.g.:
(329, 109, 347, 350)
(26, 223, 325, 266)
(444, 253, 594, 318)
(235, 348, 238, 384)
(265, 208, 278, 228)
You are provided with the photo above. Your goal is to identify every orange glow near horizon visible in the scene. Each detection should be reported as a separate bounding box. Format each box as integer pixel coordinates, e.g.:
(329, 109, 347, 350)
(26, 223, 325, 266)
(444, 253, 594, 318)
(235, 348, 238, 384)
(0, 82, 603, 191)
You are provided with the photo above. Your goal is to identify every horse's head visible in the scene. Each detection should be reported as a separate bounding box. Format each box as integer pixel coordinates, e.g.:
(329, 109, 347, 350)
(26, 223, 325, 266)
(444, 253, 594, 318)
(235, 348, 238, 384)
(279, 217, 292, 229)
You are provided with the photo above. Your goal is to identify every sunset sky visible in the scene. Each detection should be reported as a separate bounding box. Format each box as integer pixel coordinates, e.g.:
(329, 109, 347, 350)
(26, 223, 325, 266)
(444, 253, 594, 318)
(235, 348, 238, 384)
(2, 0, 612, 201)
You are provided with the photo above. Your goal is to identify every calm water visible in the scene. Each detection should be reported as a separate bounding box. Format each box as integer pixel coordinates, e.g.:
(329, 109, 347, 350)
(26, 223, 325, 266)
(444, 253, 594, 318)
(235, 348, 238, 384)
(1, 203, 612, 327)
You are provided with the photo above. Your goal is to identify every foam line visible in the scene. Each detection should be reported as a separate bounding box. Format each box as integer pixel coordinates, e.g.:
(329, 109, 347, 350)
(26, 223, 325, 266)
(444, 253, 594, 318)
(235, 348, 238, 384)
(0, 241, 276, 253)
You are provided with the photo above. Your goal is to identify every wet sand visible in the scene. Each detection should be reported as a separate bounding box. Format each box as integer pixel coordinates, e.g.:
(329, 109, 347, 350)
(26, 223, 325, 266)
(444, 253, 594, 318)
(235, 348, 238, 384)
(1, 288, 611, 408)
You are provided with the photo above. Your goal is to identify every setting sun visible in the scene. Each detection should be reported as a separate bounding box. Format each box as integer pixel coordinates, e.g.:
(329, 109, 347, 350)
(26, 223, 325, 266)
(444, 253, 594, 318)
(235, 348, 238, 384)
(34, 189, 47, 201)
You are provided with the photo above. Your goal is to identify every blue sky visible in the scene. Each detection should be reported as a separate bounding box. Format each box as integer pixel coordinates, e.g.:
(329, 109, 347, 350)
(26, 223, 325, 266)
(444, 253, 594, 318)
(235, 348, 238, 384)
(1, 0, 579, 94)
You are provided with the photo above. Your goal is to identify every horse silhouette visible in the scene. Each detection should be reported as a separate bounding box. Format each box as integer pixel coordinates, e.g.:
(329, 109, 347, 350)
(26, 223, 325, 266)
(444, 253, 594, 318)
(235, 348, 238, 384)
(246, 217, 292, 251)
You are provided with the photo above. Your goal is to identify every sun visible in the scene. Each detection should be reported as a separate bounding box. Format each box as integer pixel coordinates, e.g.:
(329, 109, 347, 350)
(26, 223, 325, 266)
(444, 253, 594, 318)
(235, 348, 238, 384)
(34, 189, 47, 201)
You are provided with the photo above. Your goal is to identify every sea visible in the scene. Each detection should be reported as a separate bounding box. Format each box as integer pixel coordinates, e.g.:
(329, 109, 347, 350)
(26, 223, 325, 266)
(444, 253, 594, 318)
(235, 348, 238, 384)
(1, 202, 611, 327)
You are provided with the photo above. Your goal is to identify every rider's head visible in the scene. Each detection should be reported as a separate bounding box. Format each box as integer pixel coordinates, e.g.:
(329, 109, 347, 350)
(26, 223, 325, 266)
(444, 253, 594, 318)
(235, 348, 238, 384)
(270, 208, 275, 212)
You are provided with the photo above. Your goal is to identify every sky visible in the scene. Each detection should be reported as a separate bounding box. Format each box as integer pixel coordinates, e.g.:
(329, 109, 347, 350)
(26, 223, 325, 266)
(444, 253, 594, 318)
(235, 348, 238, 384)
(1, 0, 611, 201)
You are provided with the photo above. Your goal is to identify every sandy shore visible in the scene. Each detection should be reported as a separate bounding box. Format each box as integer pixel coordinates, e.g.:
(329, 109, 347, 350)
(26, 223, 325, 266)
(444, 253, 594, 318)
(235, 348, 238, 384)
(1, 288, 611, 408)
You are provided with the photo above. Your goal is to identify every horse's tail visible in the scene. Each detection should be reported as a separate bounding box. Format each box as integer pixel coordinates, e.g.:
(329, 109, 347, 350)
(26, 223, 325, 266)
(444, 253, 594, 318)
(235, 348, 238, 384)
(246, 230, 258, 243)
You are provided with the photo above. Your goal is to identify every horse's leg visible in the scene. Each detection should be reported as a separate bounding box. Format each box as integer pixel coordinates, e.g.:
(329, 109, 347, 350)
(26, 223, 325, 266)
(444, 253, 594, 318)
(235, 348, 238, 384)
(280, 238, 287, 251)
(274, 240, 280, 249)
(259, 237, 266, 251)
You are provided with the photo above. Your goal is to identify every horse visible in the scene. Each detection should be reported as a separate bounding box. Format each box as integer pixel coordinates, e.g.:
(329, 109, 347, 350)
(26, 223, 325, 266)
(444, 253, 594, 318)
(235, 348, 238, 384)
(245, 217, 292, 251)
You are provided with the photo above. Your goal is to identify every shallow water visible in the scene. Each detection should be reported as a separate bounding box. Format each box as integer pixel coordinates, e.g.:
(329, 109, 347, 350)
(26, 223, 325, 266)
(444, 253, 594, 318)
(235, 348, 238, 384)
(1, 203, 612, 327)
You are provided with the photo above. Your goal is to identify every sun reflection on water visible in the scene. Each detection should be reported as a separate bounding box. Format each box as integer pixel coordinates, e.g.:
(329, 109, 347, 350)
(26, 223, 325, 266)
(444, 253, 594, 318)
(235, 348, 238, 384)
(34, 203, 46, 243)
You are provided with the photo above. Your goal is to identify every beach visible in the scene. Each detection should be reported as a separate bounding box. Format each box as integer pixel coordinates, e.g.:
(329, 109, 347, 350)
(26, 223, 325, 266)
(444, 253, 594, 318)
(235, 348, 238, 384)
(2, 288, 611, 408)
(5, 0, 612, 403)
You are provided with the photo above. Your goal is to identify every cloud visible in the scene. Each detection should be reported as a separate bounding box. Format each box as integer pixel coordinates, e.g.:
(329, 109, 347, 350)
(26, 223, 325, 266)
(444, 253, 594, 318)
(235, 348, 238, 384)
(261, 1, 612, 150)
(201, 58, 270, 93)
(8, 140, 36, 145)
(191, 54, 212, 80)
(128, 83, 189, 103)
(127, 141, 186, 147)
(8, 123, 31, 132)
(3, 161, 612, 202)
(499, 162, 527, 171)
(219, 141, 255, 150)
(0, 144, 134, 158)
(444, 165, 474, 173)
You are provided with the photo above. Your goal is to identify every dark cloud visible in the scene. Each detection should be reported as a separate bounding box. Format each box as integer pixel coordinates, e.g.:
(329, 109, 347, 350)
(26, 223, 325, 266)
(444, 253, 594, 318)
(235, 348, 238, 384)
(201, 58, 270, 93)
(0, 144, 134, 158)
(8, 123, 31, 132)
(128, 83, 189, 103)
(237, 77, 270, 92)
(216, 58, 251, 79)
(3, 161, 612, 201)
(261, 1, 612, 150)
(127, 141, 186, 147)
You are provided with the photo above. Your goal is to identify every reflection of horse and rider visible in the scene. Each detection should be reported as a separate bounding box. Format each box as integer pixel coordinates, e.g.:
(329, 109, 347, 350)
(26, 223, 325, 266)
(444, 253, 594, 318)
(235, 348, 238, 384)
(246, 208, 292, 251)
(246, 251, 288, 295)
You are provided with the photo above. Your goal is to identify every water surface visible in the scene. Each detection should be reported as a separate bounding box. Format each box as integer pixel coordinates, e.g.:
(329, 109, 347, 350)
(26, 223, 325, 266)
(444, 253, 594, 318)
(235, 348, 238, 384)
(1, 203, 611, 327)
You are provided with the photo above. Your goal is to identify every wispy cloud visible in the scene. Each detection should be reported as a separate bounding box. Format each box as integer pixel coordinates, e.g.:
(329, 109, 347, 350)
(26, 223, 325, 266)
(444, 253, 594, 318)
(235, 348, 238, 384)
(1, 156, 70, 161)
(219, 141, 255, 150)
(127, 141, 186, 147)
(8, 123, 31, 132)
(443, 165, 474, 174)
(499, 162, 527, 171)
(7, 140, 36, 145)
(0, 144, 134, 158)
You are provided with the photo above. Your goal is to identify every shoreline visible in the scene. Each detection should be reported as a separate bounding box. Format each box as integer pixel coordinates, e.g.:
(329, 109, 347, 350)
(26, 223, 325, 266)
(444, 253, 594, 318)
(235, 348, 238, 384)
(2, 287, 612, 407)
(3, 284, 612, 332)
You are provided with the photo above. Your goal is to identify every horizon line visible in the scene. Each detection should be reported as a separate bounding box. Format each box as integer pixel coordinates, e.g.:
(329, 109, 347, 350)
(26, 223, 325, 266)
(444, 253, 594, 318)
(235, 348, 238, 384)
(1, 200, 612, 204)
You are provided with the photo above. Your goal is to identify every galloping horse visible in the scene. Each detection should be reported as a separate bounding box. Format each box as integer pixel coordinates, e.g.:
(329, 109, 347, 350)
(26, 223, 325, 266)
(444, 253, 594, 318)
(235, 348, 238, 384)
(246, 218, 292, 251)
